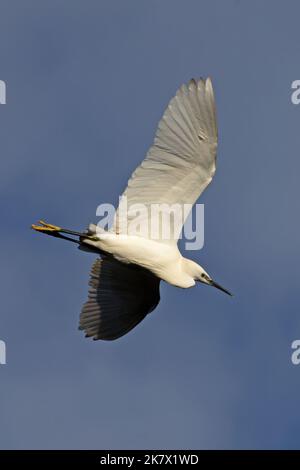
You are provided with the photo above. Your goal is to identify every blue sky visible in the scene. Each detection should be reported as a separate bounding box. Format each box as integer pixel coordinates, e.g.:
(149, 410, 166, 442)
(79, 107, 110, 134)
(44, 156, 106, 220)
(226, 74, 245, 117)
(1, 0, 300, 449)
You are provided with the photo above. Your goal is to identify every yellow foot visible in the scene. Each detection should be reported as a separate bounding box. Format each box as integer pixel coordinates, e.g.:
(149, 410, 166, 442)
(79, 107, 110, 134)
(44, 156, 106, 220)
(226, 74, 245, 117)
(31, 220, 62, 232)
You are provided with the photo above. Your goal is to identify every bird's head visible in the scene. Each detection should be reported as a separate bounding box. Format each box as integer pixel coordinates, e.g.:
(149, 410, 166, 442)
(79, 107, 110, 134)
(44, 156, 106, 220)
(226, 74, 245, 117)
(184, 259, 232, 296)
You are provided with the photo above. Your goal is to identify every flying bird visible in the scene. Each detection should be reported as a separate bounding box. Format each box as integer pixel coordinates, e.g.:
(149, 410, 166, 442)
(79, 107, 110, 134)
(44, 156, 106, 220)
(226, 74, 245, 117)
(32, 78, 232, 341)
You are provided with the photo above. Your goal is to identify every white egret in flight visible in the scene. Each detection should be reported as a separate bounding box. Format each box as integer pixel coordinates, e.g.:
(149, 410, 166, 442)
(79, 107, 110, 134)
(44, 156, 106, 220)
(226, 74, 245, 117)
(32, 78, 232, 341)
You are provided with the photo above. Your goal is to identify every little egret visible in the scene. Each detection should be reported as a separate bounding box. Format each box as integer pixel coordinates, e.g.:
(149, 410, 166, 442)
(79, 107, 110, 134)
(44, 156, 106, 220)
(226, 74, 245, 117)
(32, 78, 232, 341)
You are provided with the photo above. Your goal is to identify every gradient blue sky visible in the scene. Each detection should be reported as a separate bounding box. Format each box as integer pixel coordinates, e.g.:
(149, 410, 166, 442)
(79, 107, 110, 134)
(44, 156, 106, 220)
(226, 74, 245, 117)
(1, 0, 300, 449)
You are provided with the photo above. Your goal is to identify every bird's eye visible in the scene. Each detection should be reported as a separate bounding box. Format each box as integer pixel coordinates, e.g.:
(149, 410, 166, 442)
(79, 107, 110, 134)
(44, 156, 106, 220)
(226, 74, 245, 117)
(201, 273, 205, 278)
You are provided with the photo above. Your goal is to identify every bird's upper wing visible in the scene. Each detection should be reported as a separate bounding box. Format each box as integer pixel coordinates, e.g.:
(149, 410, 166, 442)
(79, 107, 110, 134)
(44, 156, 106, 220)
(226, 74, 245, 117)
(113, 78, 217, 243)
(79, 257, 160, 341)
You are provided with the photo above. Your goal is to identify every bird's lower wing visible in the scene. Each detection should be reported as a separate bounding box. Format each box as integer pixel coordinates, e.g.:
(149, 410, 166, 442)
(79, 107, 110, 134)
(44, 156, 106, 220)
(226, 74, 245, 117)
(79, 257, 160, 341)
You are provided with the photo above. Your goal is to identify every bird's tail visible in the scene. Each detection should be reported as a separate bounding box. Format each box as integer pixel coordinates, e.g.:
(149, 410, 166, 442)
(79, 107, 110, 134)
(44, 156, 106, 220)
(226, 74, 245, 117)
(77, 224, 108, 253)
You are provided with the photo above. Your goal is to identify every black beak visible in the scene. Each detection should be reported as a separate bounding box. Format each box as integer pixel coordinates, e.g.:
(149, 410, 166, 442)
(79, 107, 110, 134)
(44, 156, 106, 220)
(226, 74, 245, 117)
(211, 280, 232, 296)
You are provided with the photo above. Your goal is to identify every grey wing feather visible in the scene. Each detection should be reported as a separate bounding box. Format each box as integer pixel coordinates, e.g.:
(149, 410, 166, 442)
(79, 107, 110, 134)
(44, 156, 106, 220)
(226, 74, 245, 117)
(79, 257, 160, 341)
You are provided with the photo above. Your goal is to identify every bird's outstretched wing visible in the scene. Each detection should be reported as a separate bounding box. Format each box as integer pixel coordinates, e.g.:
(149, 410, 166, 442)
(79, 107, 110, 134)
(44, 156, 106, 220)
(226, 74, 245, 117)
(113, 78, 217, 243)
(79, 257, 160, 340)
